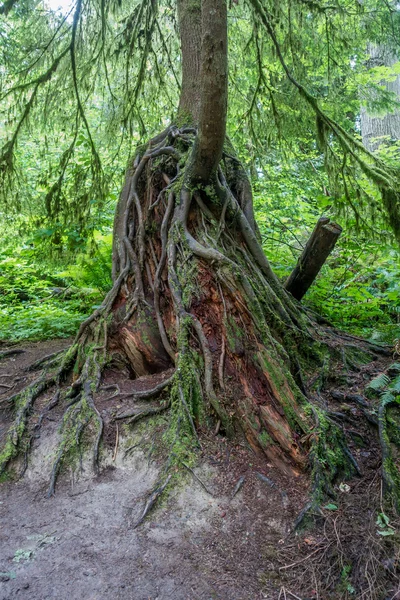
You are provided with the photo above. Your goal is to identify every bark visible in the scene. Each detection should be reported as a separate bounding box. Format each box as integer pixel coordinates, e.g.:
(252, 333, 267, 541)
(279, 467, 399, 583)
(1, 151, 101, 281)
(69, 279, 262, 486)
(189, 0, 228, 183)
(285, 217, 342, 301)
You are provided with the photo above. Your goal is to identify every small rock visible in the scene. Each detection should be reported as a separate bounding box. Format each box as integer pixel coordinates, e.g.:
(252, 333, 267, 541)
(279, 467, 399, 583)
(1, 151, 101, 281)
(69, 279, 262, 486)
(83, 569, 97, 577)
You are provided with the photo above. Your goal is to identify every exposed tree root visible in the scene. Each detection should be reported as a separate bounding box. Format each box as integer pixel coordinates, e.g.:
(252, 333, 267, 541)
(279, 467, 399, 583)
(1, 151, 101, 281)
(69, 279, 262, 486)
(133, 473, 172, 529)
(379, 397, 400, 511)
(0, 349, 25, 359)
(115, 402, 170, 424)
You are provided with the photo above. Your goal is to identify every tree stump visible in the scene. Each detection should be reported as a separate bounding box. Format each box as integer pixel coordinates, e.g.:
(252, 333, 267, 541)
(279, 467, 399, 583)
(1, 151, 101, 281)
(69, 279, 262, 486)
(285, 217, 342, 301)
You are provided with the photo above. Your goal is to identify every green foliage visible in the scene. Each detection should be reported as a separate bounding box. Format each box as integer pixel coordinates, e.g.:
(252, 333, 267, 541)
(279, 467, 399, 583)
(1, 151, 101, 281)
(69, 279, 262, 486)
(367, 373, 391, 392)
(0, 236, 111, 341)
(376, 511, 396, 536)
(365, 366, 400, 409)
(57, 234, 113, 293)
(253, 150, 400, 341)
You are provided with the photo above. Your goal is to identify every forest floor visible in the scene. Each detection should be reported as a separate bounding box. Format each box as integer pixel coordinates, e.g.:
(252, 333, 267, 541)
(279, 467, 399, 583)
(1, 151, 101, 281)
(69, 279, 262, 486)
(0, 339, 399, 600)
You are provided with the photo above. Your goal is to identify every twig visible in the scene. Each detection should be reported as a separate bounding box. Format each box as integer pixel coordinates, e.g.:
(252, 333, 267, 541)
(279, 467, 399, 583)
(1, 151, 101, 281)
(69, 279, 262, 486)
(279, 545, 329, 571)
(115, 402, 169, 423)
(230, 475, 245, 499)
(0, 349, 24, 359)
(180, 461, 214, 496)
(133, 474, 172, 528)
(112, 424, 119, 462)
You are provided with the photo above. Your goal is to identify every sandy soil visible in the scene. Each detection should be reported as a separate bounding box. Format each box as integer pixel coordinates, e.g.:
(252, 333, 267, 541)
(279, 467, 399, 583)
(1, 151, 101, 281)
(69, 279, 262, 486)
(0, 444, 306, 600)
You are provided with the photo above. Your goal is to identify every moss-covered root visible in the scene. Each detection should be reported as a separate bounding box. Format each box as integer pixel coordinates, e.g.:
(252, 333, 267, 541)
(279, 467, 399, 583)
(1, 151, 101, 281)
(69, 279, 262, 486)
(47, 350, 106, 496)
(379, 397, 400, 512)
(0, 374, 56, 475)
(295, 407, 361, 528)
(163, 324, 204, 463)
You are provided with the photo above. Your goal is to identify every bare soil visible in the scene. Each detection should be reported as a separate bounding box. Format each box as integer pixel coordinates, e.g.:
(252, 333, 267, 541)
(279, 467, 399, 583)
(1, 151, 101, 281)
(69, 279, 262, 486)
(0, 340, 399, 600)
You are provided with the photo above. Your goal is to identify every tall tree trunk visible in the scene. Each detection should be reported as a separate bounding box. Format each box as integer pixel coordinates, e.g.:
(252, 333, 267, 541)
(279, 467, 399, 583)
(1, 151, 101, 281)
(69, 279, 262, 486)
(176, 0, 202, 123)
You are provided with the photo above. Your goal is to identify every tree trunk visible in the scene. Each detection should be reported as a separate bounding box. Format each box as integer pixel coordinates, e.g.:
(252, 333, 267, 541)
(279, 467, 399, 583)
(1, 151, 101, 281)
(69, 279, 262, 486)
(109, 0, 311, 475)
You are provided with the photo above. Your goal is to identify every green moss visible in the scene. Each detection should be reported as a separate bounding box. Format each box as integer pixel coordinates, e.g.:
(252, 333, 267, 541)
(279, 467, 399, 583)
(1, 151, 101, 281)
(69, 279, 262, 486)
(0, 470, 12, 483)
(379, 399, 400, 509)
(344, 346, 372, 370)
(387, 406, 400, 446)
(0, 387, 35, 474)
(163, 320, 202, 466)
(307, 406, 356, 504)
(177, 254, 201, 309)
(226, 314, 244, 353)
(258, 429, 273, 448)
(257, 349, 308, 434)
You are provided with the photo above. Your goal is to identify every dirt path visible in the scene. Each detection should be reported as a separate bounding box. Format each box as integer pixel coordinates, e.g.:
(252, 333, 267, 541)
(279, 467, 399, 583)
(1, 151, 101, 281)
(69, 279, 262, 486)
(0, 444, 304, 600)
(1, 339, 399, 600)
(0, 341, 308, 600)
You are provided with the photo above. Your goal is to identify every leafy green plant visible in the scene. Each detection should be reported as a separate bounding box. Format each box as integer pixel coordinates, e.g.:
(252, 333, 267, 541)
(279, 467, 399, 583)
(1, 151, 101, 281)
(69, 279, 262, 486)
(0, 239, 109, 342)
(13, 549, 34, 563)
(376, 512, 396, 536)
(340, 565, 356, 595)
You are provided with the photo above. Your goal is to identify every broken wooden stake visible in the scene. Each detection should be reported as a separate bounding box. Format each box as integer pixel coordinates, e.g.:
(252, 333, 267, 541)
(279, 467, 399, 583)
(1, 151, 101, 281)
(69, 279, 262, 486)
(285, 217, 342, 301)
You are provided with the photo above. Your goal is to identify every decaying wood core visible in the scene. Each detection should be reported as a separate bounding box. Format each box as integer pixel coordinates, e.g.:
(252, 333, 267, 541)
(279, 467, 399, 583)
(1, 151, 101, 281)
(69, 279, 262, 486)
(108, 123, 312, 475)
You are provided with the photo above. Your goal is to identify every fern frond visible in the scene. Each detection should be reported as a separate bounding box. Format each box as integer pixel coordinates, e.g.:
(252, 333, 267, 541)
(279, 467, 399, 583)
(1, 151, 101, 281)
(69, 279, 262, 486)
(380, 390, 395, 404)
(367, 372, 390, 391)
(389, 375, 400, 394)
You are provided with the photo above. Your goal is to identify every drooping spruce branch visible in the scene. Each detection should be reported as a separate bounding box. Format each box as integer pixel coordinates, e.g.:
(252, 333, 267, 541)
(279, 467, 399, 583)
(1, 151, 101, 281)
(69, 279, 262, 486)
(70, 0, 101, 174)
(248, 0, 400, 242)
(0, 0, 163, 226)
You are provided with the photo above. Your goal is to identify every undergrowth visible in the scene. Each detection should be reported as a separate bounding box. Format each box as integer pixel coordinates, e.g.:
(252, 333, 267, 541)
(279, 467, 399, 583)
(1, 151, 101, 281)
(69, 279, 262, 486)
(253, 168, 400, 344)
(0, 234, 112, 342)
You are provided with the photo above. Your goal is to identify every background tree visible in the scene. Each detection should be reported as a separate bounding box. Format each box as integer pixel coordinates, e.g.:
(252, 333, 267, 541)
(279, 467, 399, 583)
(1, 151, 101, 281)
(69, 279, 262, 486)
(361, 46, 400, 151)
